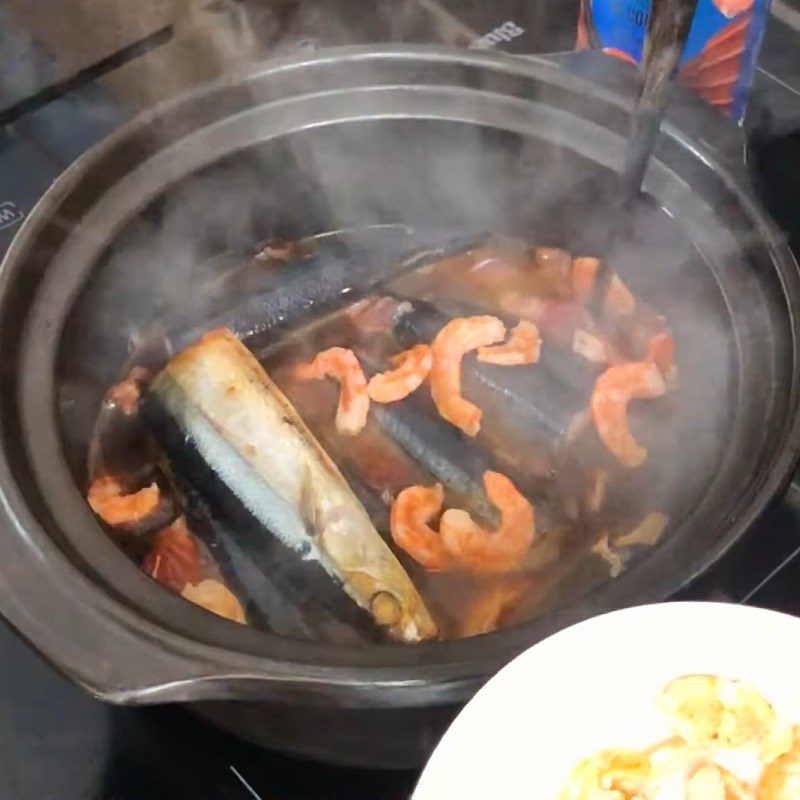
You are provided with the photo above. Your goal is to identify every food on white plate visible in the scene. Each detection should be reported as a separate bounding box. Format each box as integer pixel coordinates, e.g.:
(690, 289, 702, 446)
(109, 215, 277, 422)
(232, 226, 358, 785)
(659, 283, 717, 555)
(559, 675, 797, 799)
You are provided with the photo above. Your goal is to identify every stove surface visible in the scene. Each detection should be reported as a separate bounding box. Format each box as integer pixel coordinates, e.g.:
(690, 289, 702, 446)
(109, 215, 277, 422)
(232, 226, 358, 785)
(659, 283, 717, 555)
(1, 1, 800, 798)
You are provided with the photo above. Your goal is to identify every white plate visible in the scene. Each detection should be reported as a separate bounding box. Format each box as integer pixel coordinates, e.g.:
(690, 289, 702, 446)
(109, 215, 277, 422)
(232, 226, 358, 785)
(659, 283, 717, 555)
(414, 602, 800, 799)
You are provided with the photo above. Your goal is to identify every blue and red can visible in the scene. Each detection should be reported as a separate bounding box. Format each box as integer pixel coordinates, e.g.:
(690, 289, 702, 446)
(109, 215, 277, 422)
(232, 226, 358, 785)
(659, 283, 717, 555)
(576, 0, 772, 121)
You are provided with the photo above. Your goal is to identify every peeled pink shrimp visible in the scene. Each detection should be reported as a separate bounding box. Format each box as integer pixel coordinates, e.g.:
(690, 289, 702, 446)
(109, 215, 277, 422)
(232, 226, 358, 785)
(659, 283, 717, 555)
(430, 316, 506, 436)
(367, 344, 432, 403)
(296, 347, 369, 435)
(645, 330, 676, 375)
(477, 320, 541, 366)
(87, 475, 160, 527)
(390, 483, 451, 571)
(440, 471, 535, 574)
(590, 361, 666, 467)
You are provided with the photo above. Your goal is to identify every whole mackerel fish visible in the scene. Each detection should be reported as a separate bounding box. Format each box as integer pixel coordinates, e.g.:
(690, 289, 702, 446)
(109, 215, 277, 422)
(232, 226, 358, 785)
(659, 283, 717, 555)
(145, 328, 437, 643)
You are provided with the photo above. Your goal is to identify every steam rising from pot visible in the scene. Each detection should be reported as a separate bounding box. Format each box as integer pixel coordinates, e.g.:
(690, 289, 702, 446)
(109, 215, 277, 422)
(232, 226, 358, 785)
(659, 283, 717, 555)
(47, 6, 779, 619)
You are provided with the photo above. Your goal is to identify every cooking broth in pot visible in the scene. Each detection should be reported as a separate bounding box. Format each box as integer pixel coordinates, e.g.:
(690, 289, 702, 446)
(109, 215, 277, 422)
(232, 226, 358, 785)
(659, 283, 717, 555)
(82, 233, 733, 643)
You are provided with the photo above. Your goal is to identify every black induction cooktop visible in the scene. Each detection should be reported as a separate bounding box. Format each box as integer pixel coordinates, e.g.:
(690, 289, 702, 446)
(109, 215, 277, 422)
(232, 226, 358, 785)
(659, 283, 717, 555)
(1, 1, 800, 798)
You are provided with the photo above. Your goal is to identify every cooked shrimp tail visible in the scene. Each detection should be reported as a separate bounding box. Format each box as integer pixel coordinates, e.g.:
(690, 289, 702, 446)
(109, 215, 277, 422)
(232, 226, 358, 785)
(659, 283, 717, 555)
(367, 344, 432, 403)
(297, 346, 370, 435)
(590, 361, 666, 467)
(645, 330, 676, 375)
(430, 316, 506, 436)
(477, 320, 541, 366)
(390, 483, 451, 571)
(87, 474, 172, 533)
(440, 471, 535, 573)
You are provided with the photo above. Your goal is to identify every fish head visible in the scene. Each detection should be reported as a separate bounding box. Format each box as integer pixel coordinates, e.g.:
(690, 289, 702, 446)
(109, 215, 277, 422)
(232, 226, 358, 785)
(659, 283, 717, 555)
(343, 569, 438, 643)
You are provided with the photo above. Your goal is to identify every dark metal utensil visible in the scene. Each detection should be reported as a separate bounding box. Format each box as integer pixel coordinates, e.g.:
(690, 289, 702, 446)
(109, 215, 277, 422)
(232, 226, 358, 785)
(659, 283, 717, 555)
(592, 0, 702, 307)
